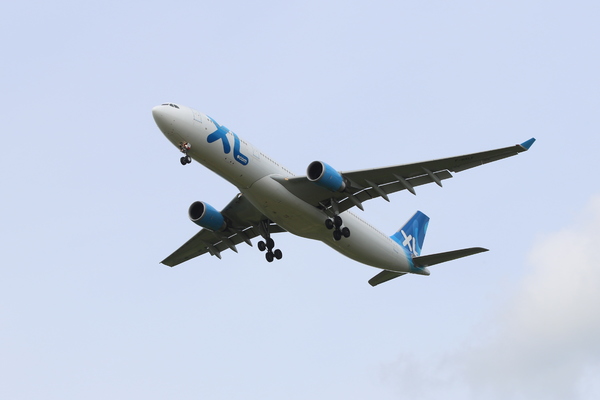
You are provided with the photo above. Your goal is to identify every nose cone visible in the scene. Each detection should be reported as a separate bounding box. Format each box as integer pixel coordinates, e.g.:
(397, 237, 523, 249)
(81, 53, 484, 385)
(151, 105, 162, 120)
(152, 105, 171, 133)
(152, 103, 193, 142)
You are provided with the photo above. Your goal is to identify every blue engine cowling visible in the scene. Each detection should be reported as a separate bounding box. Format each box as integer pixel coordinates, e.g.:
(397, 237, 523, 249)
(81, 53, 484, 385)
(188, 201, 227, 232)
(307, 161, 346, 192)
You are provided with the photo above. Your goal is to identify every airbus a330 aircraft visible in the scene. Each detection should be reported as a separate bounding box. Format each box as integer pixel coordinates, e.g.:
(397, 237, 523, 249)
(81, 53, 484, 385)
(153, 103, 535, 286)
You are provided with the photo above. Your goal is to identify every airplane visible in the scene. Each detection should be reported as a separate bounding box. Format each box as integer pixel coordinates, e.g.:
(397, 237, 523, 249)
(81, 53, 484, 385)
(152, 103, 535, 286)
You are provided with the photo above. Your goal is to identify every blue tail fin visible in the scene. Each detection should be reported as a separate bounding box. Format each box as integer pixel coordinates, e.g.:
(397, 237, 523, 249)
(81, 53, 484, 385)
(391, 211, 430, 257)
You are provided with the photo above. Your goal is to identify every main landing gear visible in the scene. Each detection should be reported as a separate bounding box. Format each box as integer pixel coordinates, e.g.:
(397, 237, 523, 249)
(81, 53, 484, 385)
(257, 220, 283, 262)
(325, 215, 350, 241)
(179, 142, 192, 165)
(257, 237, 283, 262)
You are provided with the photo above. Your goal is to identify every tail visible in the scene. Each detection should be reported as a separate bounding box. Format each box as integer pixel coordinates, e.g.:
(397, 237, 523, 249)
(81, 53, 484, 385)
(369, 211, 488, 287)
(390, 211, 430, 257)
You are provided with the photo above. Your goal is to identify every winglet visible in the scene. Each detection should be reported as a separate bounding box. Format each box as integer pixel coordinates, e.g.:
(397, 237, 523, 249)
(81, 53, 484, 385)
(520, 138, 536, 150)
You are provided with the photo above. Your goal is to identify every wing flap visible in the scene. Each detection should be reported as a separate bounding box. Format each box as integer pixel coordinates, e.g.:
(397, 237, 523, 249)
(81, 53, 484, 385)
(333, 170, 453, 214)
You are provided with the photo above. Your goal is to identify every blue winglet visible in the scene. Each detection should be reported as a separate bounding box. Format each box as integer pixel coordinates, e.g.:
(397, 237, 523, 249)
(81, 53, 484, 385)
(520, 138, 536, 150)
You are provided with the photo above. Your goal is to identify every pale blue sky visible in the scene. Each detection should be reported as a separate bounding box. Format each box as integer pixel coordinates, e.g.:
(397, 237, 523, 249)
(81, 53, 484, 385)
(1, 1, 600, 399)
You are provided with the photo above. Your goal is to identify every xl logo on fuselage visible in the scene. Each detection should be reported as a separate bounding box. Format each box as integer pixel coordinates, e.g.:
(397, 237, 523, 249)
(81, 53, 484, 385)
(206, 117, 248, 166)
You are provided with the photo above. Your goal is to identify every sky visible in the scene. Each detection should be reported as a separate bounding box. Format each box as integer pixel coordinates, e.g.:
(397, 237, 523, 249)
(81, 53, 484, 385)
(1, 0, 599, 399)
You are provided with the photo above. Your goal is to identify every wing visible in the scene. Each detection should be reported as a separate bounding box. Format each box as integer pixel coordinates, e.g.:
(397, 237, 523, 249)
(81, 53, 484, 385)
(161, 193, 286, 267)
(277, 138, 535, 215)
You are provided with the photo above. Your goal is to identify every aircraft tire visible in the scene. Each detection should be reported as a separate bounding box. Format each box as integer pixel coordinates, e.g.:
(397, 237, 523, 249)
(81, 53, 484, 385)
(342, 227, 350, 238)
(258, 241, 266, 252)
(266, 238, 275, 250)
(266, 252, 274, 262)
(334, 215, 343, 227)
(274, 249, 282, 260)
(186, 156, 192, 163)
(333, 230, 342, 241)
(180, 157, 187, 165)
(325, 219, 334, 230)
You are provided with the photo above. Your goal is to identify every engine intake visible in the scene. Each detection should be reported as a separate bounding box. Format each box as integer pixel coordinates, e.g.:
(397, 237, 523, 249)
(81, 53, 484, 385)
(188, 201, 227, 232)
(307, 161, 346, 192)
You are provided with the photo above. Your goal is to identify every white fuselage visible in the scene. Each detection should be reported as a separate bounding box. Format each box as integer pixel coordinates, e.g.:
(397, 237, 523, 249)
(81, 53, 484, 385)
(153, 103, 417, 273)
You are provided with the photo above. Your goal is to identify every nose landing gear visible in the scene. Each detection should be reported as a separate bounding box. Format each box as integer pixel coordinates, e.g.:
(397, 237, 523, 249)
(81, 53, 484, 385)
(179, 142, 192, 165)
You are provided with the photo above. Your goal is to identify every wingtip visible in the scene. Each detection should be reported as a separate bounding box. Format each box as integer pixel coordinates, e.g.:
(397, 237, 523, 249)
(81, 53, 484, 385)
(520, 138, 536, 150)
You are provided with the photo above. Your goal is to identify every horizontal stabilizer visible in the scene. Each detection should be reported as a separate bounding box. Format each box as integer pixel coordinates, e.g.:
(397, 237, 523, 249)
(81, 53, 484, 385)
(368, 270, 407, 287)
(412, 247, 488, 267)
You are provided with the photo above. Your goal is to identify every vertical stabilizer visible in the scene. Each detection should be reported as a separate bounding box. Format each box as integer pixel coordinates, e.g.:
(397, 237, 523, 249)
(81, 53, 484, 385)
(390, 211, 430, 257)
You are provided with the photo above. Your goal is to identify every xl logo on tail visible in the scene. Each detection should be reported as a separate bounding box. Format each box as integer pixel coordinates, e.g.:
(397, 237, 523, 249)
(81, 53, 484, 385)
(400, 230, 418, 256)
(392, 211, 429, 257)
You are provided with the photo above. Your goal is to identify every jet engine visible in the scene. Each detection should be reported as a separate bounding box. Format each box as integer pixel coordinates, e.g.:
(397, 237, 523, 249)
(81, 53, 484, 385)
(307, 161, 346, 192)
(188, 201, 227, 232)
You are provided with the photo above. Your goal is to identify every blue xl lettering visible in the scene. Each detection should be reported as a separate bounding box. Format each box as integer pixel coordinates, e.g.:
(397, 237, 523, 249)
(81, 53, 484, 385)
(206, 117, 248, 165)
(232, 133, 248, 165)
(207, 125, 231, 153)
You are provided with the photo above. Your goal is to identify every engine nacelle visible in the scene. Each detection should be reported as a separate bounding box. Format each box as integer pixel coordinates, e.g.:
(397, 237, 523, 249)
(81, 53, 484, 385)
(307, 161, 346, 192)
(188, 201, 227, 232)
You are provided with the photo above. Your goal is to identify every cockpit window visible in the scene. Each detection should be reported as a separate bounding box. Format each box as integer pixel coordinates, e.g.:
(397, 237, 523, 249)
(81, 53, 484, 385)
(161, 103, 180, 109)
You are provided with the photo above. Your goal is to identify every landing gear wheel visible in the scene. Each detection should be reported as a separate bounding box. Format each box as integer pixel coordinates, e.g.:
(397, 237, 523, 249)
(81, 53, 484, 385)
(258, 241, 267, 252)
(186, 155, 192, 164)
(180, 156, 187, 165)
(325, 219, 334, 230)
(342, 227, 350, 238)
(266, 252, 274, 262)
(334, 215, 343, 227)
(333, 230, 342, 241)
(273, 249, 282, 260)
(266, 238, 275, 250)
